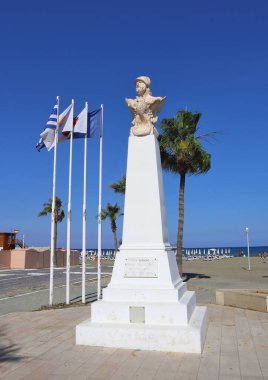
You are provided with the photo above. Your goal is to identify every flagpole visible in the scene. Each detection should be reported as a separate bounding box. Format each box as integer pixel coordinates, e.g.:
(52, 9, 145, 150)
(49, 95, 59, 306)
(66, 99, 74, 305)
(82, 101, 88, 304)
(97, 105, 103, 300)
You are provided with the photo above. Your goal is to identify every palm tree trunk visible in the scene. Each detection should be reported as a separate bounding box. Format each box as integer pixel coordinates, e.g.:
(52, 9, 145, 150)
(176, 173, 185, 276)
(113, 232, 118, 257)
(111, 220, 118, 258)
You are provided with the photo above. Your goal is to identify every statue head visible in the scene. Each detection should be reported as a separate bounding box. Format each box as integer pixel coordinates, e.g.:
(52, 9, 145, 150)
(135, 76, 152, 96)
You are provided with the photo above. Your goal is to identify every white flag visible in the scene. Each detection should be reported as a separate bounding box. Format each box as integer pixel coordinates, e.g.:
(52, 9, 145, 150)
(40, 128, 56, 151)
(61, 103, 74, 133)
(73, 106, 87, 135)
(49, 103, 74, 150)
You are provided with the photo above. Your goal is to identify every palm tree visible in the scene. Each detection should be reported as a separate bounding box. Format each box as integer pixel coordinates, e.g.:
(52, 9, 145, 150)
(109, 176, 126, 195)
(38, 196, 65, 265)
(159, 110, 212, 275)
(101, 203, 122, 256)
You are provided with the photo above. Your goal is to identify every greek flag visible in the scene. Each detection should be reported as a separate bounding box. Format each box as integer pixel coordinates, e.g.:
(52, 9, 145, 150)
(49, 103, 74, 150)
(36, 102, 58, 152)
(46, 103, 58, 129)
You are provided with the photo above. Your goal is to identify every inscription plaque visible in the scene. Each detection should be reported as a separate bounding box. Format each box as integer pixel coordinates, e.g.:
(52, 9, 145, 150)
(124, 257, 158, 278)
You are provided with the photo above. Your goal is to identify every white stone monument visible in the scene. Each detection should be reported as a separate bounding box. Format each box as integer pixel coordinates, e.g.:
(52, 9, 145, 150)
(76, 76, 208, 353)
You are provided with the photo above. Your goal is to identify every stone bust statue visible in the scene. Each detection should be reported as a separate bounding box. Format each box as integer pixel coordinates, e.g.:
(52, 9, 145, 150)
(125, 76, 166, 137)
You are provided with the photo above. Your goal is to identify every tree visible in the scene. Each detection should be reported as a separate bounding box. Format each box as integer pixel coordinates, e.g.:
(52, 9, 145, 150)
(109, 176, 126, 195)
(159, 110, 212, 275)
(38, 196, 65, 265)
(101, 203, 123, 256)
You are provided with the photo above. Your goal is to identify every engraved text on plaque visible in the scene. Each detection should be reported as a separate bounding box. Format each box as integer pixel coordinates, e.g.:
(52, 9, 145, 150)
(124, 257, 158, 278)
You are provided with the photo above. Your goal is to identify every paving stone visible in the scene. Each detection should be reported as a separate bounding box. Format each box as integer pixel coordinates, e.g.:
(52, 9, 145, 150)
(0, 304, 268, 380)
(88, 363, 119, 379)
(130, 367, 156, 380)
(219, 353, 241, 377)
(175, 354, 200, 379)
(197, 354, 220, 380)
(153, 369, 176, 380)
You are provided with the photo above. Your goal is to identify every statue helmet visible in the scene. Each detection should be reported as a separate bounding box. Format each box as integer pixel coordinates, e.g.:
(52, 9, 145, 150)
(135, 76, 151, 88)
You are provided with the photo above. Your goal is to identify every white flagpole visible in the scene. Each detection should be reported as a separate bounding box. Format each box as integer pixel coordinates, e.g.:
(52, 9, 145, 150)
(82, 101, 88, 304)
(49, 96, 59, 306)
(97, 105, 103, 300)
(66, 99, 74, 305)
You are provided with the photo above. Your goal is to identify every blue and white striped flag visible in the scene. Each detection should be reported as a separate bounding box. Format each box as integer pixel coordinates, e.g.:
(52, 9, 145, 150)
(49, 103, 74, 150)
(36, 102, 58, 152)
(46, 103, 58, 129)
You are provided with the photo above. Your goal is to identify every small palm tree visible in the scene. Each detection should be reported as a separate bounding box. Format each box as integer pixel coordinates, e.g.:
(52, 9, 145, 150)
(159, 110, 213, 275)
(38, 196, 65, 265)
(109, 176, 126, 195)
(101, 203, 123, 256)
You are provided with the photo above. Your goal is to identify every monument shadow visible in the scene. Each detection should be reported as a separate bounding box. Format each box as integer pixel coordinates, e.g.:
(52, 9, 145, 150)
(0, 326, 23, 363)
(182, 272, 211, 282)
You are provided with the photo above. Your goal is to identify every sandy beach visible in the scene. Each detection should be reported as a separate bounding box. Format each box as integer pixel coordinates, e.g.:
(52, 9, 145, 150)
(89, 256, 268, 306)
(181, 256, 268, 304)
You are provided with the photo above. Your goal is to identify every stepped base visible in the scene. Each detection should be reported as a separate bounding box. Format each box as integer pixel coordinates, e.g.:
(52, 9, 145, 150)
(76, 306, 208, 353)
(76, 247, 208, 353)
(91, 289, 197, 326)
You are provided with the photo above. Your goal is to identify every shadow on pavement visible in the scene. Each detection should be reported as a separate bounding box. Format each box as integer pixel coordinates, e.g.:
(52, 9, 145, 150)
(70, 291, 98, 304)
(182, 272, 211, 282)
(0, 326, 23, 363)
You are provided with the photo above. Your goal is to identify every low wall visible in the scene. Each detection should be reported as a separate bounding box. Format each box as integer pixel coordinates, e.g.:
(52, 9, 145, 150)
(0, 249, 80, 269)
(216, 289, 268, 312)
(0, 250, 11, 268)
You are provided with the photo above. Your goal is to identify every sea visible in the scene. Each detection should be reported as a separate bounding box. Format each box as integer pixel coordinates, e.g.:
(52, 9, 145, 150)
(78, 246, 267, 258)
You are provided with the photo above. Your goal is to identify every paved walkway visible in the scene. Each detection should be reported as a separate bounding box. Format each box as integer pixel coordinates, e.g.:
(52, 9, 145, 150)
(0, 304, 268, 379)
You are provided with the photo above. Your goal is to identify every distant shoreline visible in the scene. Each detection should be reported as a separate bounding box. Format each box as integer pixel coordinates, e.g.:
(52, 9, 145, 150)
(72, 245, 267, 257)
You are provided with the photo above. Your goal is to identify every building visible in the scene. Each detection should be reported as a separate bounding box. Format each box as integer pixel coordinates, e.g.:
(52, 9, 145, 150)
(0, 232, 16, 250)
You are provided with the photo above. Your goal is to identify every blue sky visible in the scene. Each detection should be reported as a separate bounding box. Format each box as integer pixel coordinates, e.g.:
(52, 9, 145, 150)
(0, 0, 268, 248)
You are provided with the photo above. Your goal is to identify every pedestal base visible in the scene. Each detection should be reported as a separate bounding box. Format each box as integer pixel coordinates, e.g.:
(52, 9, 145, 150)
(76, 306, 207, 353)
(76, 134, 208, 353)
(76, 249, 208, 353)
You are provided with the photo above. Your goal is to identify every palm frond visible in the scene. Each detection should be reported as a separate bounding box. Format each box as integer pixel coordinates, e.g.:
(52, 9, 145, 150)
(109, 176, 126, 195)
(196, 130, 223, 143)
(38, 196, 65, 223)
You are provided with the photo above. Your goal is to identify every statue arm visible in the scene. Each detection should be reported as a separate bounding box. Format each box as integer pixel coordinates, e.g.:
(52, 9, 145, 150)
(150, 96, 167, 117)
(125, 98, 135, 110)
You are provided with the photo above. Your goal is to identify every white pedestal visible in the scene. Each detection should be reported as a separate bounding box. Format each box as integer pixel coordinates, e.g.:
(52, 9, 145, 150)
(76, 134, 207, 353)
